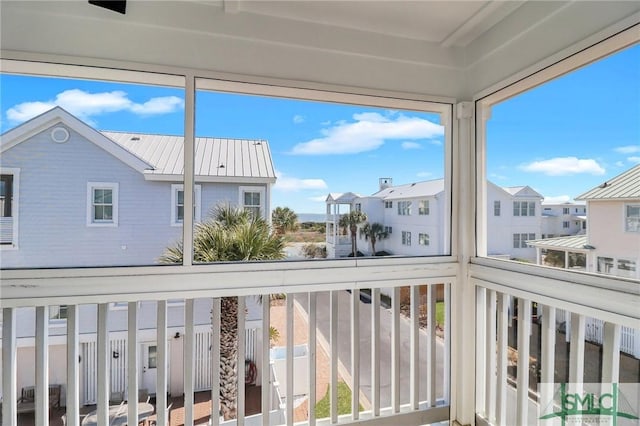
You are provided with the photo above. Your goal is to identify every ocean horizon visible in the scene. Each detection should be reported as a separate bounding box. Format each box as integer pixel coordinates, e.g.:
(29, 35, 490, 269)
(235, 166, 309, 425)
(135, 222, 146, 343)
(297, 213, 326, 223)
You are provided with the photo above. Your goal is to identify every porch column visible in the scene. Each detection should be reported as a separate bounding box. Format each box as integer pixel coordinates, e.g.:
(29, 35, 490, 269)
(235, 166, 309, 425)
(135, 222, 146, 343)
(536, 247, 542, 265)
(451, 101, 476, 425)
(564, 250, 569, 269)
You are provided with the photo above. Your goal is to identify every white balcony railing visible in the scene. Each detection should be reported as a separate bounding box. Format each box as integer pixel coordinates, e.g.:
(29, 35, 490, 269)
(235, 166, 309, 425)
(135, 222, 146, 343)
(0, 257, 454, 426)
(471, 257, 640, 426)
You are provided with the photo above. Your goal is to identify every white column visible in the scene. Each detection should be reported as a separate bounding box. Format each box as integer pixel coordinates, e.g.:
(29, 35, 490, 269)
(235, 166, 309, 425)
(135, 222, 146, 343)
(66, 305, 81, 426)
(127, 302, 139, 426)
(35, 306, 50, 426)
(450, 100, 477, 425)
(3, 308, 17, 426)
(182, 74, 195, 266)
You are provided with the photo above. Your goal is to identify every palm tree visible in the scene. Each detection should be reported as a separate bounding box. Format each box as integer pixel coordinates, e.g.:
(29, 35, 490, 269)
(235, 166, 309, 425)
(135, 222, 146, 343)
(159, 204, 285, 420)
(271, 206, 298, 235)
(361, 222, 388, 255)
(341, 210, 367, 257)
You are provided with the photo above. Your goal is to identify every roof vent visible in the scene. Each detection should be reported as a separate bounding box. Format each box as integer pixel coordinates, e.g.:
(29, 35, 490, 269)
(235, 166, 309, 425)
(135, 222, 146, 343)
(219, 164, 225, 168)
(599, 182, 608, 188)
(253, 142, 262, 146)
(131, 136, 140, 141)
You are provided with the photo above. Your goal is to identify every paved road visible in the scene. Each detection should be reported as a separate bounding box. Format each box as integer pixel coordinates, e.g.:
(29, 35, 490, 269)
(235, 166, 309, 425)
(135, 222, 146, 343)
(294, 290, 446, 410)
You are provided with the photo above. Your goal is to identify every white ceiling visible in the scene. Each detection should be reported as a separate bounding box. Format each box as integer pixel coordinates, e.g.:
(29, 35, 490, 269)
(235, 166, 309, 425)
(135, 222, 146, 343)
(1, 1, 638, 99)
(225, 1, 525, 47)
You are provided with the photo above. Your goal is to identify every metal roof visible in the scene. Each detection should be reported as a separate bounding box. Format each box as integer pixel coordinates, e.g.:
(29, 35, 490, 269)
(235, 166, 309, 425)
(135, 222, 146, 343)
(102, 132, 276, 181)
(526, 235, 591, 251)
(373, 179, 445, 200)
(576, 164, 640, 200)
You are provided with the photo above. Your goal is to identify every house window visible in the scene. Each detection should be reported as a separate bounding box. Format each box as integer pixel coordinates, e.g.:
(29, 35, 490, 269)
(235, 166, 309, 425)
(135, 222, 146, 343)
(418, 233, 429, 246)
(384, 226, 392, 234)
(384, 201, 393, 209)
(494, 201, 501, 216)
(563, 221, 570, 228)
(355, 203, 362, 212)
(87, 182, 118, 226)
(401, 231, 411, 246)
(618, 259, 636, 272)
(171, 184, 202, 226)
(563, 207, 570, 215)
(597, 257, 614, 275)
(1, 174, 14, 218)
(513, 233, 535, 249)
(513, 201, 535, 216)
(0, 170, 19, 248)
(397, 201, 411, 216)
(625, 204, 640, 232)
(49, 305, 68, 320)
(418, 200, 429, 215)
(240, 186, 265, 218)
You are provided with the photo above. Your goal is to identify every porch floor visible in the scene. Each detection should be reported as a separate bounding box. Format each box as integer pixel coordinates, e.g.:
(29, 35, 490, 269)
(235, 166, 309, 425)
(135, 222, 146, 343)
(15, 387, 262, 426)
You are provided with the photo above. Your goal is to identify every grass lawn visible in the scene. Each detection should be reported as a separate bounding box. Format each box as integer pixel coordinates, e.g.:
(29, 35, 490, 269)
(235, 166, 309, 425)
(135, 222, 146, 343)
(436, 301, 445, 327)
(315, 381, 363, 418)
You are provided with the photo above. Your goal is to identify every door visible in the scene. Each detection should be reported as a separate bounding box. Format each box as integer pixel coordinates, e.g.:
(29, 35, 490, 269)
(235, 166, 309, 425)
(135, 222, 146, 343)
(140, 343, 157, 394)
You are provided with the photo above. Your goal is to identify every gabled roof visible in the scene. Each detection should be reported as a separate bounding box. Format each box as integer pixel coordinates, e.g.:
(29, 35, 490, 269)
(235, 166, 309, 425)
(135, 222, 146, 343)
(326, 192, 360, 203)
(102, 132, 276, 183)
(373, 178, 444, 200)
(1, 107, 152, 173)
(1, 107, 276, 183)
(575, 165, 640, 201)
(502, 185, 544, 198)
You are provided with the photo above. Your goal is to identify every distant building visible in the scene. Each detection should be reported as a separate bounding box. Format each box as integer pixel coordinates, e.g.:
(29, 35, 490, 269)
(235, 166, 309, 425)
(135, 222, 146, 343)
(541, 202, 587, 238)
(326, 178, 543, 261)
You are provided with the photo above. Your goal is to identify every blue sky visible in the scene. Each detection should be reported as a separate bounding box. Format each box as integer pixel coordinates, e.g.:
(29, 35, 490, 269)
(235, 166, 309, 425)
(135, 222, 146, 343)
(1, 44, 638, 213)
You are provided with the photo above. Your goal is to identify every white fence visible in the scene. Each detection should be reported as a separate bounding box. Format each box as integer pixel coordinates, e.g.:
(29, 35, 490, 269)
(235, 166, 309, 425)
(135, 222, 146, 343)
(1, 257, 455, 426)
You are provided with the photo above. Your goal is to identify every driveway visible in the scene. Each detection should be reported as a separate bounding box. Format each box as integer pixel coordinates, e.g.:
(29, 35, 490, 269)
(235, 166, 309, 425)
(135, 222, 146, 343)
(294, 290, 446, 410)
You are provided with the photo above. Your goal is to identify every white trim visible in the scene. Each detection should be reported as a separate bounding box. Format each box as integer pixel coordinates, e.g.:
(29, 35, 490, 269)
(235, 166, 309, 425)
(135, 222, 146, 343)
(86, 182, 119, 227)
(144, 173, 276, 184)
(171, 184, 202, 226)
(239, 185, 266, 219)
(0, 167, 20, 251)
(1, 107, 152, 173)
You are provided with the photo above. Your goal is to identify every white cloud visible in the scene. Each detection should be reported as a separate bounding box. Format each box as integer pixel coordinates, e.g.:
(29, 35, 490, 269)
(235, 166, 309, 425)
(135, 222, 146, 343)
(290, 111, 444, 155)
(615, 161, 626, 167)
(628, 156, 640, 164)
(520, 157, 605, 176)
(542, 195, 571, 204)
(402, 141, 422, 150)
(416, 171, 433, 178)
(614, 145, 640, 154)
(293, 115, 305, 124)
(6, 89, 184, 124)
(273, 170, 328, 192)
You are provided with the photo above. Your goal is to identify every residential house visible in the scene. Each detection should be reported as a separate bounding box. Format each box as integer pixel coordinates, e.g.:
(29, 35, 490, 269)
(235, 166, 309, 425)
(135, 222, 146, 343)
(327, 178, 543, 262)
(0, 107, 275, 403)
(527, 165, 640, 357)
(541, 202, 587, 238)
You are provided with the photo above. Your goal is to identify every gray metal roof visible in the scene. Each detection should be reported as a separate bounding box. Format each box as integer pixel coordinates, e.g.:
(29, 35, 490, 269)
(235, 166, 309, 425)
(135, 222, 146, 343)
(102, 131, 276, 181)
(576, 165, 640, 200)
(372, 178, 444, 200)
(526, 235, 590, 251)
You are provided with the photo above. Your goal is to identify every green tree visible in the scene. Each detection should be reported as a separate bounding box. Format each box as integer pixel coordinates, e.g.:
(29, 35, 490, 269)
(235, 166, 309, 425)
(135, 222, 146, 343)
(361, 222, 388, 255)
(271, 206, 299, 235)
(159, 204, 285, 420)
(341, 210, 367, 257)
